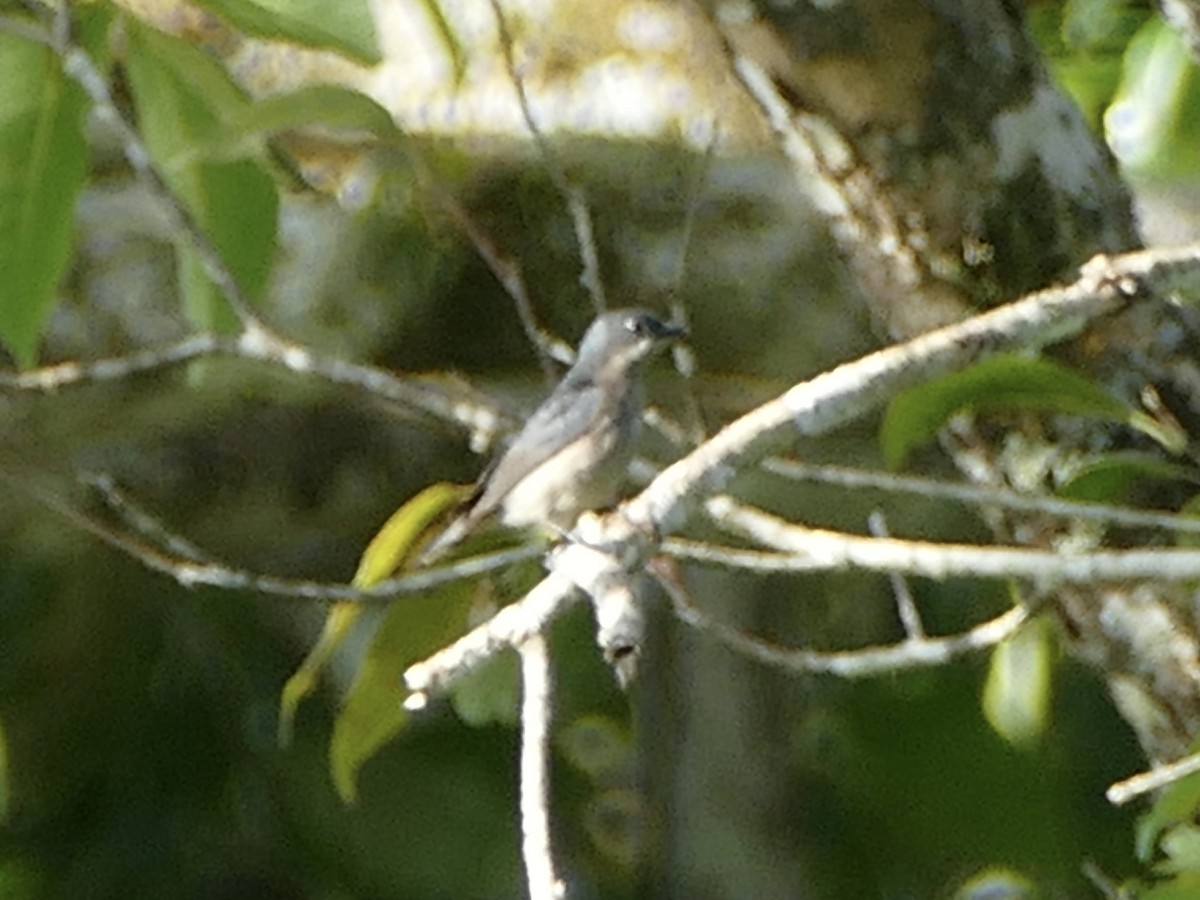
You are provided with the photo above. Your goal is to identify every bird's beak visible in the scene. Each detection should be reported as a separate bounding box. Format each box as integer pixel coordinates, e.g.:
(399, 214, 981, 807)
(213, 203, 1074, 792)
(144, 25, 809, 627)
(652, 319, 688, 341)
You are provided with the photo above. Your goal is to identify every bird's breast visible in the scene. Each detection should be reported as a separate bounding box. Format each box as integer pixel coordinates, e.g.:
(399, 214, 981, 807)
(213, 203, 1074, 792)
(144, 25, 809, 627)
(498, 412, 634, 530)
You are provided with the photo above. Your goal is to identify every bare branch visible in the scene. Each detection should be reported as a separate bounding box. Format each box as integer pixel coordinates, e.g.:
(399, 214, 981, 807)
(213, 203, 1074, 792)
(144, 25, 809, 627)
(0, 330, 510, 445)
(1107, 750, 1200, 805)
(622, 247, 1194, 536)
(5, 466, 539, 602)
(404, 246, 1200, 699)
(764, 459, 1200, 536)
(869, 511, 925, 639)
(406, 569, 581, 705)
(662, 538, 829, 572)
(662, 569, 1029, 677)
(707, 495, 1200, 587)
(518, 634, 565, 900)
(486, 0, 607, 312)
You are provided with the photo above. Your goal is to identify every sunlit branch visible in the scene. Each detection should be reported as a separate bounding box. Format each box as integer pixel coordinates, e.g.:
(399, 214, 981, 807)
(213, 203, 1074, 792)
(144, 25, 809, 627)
(518, 634, 566, 900)
(869, 511, 925, 639)
(1107, 750, 1200, 806)
(706, 495, 1200, 586)
(623, 247, 1197, 536)
(404, 245, 1200, 699)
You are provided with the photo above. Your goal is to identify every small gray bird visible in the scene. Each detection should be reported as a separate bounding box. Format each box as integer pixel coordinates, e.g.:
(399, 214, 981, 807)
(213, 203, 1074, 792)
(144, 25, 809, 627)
(418, 308, 686, 565)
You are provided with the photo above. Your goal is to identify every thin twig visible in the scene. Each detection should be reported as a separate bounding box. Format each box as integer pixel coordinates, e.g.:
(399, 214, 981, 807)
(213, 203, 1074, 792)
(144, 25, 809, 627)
(765, 458, 1200, 536)
(3, 465, 539, 601)
(868, 510, 924, 639)
(0, 330, 510, 444)
(430, 185, 562, 382)
(1107, 751, 1200, 805)
(662, 569, 1029, 677)
(667, 121, 716, 444)
(486, 0, 607, 312)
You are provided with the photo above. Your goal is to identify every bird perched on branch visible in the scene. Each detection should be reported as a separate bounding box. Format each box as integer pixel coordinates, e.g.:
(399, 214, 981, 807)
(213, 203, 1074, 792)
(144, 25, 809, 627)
(417, 308, 686, 565)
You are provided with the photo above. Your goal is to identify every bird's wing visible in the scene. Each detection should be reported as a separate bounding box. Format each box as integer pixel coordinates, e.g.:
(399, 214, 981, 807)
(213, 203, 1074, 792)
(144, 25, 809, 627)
(468, 376, 603, 521)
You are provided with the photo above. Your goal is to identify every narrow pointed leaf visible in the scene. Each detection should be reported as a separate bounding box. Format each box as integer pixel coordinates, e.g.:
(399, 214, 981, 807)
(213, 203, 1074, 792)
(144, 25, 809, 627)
(124, 19, 277, 332)
(0, 33, 88, 366)
(190, 0, 380, 64)
(279, 482, 467, 751)
(881, 354, 1183, 469)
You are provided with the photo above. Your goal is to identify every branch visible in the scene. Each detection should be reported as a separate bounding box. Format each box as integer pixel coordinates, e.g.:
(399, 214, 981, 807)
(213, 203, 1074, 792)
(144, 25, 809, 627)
(623, 247, 1190, 535)
(518, 634, 566, 900)
(764, 459, 1200, 537)
(0, 329, 511, 445)
(663, 572, 1029, 677)
(706, 496, 1200, 586)
(5, 466, 539, 602)
(1107, 750, 1200, 805)
(486, 0, 607, 312)
(404, 244, 1200, 699)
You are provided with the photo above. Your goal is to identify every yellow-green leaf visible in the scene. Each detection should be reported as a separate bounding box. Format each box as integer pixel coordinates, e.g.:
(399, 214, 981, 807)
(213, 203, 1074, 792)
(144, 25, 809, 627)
(329, 579, 473, 803)
(354, 482, 469, 587)
(983, 615, 1053, 746)
(278, 482, 467, 748)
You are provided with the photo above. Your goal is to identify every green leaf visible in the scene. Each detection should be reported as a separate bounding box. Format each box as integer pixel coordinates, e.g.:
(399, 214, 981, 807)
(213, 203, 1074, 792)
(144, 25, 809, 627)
(880, 354, 1182, 469)
(1029, 0, 1147, 129)
(329, 581, 473, 804)
(190, 0, 380, 64)
(279, 482, 466, 749)
(1160, 825, 1200, 874)
(1136, 746, 1200, 860)
(0, 31, 88, 366)
(983, 615, 1053, 746)
(324, 482, 471, 803)
(1139, 872, 1200, 900)
(1105, 18, 1200, 178)
(196, 85, 399, 163)
(1057, 453, 1200, 503)
(124, 18, 277, 332)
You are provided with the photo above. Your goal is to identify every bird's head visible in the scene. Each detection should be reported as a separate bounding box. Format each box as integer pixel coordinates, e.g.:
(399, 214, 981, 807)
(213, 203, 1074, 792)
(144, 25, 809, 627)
(575, 308, 687, 374)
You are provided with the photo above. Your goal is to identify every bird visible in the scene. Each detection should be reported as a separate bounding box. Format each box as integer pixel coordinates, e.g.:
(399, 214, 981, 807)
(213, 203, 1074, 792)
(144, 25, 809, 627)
(417, 308, 686, 565)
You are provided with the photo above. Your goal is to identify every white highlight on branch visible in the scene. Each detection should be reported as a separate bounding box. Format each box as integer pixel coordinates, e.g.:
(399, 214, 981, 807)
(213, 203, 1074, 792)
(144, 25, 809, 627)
(706, 496, 1200, 588)
(1107, 751, 1200, 806)
(519, 634, 566, 900)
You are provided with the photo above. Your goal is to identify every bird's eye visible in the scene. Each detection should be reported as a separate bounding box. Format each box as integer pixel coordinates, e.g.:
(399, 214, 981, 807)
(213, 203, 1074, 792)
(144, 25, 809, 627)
(624, 315, 646, 336)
